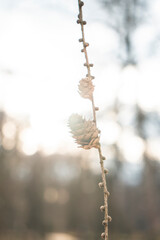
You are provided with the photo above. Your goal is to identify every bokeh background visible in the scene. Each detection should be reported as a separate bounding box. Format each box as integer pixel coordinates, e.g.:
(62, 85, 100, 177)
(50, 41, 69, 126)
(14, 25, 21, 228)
(0, 0, 160, 239)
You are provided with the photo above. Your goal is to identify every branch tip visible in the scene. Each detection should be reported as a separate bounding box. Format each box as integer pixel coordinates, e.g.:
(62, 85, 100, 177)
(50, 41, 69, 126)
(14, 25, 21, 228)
(79, 1, 84, 7)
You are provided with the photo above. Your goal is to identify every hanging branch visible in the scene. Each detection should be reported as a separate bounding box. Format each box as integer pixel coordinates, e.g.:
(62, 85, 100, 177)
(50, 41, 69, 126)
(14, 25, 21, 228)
(68, 1, 112, 239)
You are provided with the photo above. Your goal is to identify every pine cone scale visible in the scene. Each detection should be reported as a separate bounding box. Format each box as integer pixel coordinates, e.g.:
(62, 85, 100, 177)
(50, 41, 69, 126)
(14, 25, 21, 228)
(68, 114, 100, 150)
(78, 77, 94, 100)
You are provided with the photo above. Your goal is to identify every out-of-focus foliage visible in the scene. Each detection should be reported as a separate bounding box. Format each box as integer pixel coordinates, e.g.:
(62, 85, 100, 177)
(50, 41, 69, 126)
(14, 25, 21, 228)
(100, 0, 149, 66)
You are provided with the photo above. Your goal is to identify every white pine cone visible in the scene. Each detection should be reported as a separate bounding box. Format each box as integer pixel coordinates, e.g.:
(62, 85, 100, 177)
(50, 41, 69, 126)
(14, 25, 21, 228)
(78, 77, 94, 100)
(68, 114, 100, 149)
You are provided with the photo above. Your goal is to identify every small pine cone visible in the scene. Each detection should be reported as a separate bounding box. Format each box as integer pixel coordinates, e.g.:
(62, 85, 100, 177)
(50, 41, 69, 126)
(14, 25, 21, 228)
(78, 77, 94, 100)
(68, 114, 100, 149)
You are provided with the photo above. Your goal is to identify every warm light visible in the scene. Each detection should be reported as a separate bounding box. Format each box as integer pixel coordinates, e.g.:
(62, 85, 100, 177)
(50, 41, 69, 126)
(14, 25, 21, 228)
(44, 188, 58, 204)
(118, 65, 139, 105)
(147, 138, 160, 160)
(2, 121, 16, 139)
(46, 233, 77, 240)
(101, 121, 121, 144)
(44, 188, 69, 204)
(137, 61, 160, 111)
(19, 128, 38, 155)
(118, 130, 145, 162)
(2, 137, 15, 150)
(0, 3, 160, 159)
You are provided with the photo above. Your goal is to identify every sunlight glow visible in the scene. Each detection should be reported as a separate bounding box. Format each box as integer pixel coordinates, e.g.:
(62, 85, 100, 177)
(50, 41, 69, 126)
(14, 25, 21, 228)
(44, 188, 69, 205)
(147, 138, 160, 160)
(118, 130, 145, 163)
(2, 121, 16, 139)
(46, 233, 77, 240)
(2, 137, 15, 150)
(101, 121, 121, 145)
(138, 61, 160, 111)
(44, 188, 58, 204)
(19, 128, 38, 155)
(0, 2, 159, 161)
(118, 66, 139, 105)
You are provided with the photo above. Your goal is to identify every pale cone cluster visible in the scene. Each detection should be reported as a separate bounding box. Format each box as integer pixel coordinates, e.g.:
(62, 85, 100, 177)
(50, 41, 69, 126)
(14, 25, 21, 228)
(68, 114, 100, 149)
(78, 77, 94, 100)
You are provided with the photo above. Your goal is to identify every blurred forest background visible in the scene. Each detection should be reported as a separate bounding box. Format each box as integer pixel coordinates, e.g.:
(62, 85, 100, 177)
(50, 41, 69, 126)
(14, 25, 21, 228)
(0, 0, 160, 239)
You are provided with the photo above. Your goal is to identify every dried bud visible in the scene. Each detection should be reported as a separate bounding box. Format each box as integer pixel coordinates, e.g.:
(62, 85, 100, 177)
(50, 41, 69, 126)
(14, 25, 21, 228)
(101, 232, 105, 239)
(79, 1, 84, 7)
(102, 220, 108, 226)
(98, 182, 104, 188)
(77, 19, 81, 24)
(82, 20, 86, 25)
(100, 205, 105, 212)
(84, 63, 93, 68)
(84, 42, 89, 47)
(79, 38, 83, 42)
(105, 191, 110, 196)
(81, 49, 84, 52)
(95, 107, 99, 111)
(104, 169, 109, 174)
(102, 156, 106, 160)
(108, 216, 112, 222)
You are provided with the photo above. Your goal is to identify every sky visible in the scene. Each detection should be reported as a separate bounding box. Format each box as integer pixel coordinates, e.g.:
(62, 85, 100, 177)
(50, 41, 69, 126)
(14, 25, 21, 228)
(0, 0, 160, 163)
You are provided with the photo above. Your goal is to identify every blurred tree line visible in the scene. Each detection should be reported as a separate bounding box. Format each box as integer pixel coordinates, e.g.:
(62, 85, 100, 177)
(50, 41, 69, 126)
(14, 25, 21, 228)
(0, 110, 160, 240)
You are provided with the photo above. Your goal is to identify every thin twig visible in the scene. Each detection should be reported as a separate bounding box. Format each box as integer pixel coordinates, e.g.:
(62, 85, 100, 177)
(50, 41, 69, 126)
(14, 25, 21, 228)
(77, 1, 111, 239)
